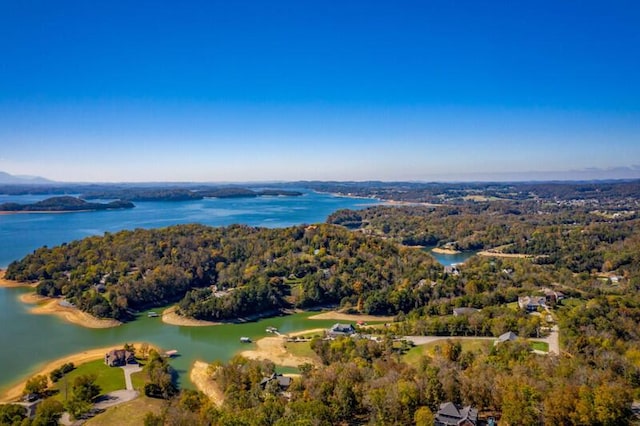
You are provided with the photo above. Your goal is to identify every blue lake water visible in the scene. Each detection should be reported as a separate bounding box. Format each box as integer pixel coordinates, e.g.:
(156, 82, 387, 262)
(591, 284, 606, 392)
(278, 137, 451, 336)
(427, 249, 476, 266)
(0, 191, 380, 392)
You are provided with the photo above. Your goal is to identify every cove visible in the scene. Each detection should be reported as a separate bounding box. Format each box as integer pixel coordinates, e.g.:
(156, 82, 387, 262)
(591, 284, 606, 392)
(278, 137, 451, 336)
(0, 190, 379, 392)
(427, 248, 477, 266)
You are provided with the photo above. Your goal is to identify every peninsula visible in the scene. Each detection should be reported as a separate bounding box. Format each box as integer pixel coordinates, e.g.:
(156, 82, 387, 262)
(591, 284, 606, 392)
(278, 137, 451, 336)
(0, 196, 134, 213)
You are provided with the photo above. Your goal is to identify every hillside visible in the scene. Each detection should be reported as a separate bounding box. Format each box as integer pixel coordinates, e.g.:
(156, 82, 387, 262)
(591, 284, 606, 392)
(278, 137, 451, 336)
(5, 223, 440, 321)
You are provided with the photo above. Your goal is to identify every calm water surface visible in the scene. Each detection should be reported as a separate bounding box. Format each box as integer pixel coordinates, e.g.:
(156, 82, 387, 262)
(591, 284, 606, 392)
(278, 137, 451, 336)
(0, 191, 379, 391)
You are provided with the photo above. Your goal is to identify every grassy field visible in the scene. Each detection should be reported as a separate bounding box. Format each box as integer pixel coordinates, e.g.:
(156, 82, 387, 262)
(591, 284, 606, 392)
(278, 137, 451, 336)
(130, 369, 147, 392)
(283, 340, 320, 363)
(85, 396, 165, 426)
(50, 359, 125, 402)
(530, 341, 549, 352)
(403, 338, 493, 365)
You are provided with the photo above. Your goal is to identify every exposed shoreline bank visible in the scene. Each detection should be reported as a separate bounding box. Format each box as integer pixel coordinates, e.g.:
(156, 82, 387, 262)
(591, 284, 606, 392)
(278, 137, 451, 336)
(190, 361, 224, 407)
(240, 328, 324, 367)
(162, 306, 221, 327)
(20, 292, 122, 328)
(0, 269, 35, 288)
(431, 247, 462, 255)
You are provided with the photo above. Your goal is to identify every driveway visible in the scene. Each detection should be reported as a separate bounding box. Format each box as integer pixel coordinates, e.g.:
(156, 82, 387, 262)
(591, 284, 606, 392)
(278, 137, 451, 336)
(122, 363, 143, 391)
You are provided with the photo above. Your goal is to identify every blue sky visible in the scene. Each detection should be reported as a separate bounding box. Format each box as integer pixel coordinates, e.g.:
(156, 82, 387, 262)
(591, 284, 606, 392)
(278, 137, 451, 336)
(1, 0, 639, 182)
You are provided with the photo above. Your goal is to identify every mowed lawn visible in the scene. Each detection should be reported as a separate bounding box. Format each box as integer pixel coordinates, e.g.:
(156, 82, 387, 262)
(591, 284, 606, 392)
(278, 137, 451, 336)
(283, 340, 321, 363)
(85, 396, 165, 426)
(403, 338, 493, 364)
(50, 359, 126, 402)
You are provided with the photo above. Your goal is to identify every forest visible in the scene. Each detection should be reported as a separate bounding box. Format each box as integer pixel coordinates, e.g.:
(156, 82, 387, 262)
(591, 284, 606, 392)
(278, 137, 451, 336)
(5, 223, 441, 321)
(0, 196, 134, 212)
(3, 180, 640, 424)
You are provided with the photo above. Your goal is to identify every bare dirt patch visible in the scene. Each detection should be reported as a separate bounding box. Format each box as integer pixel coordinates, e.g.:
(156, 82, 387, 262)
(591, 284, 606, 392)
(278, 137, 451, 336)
(190, 361, 224, 407)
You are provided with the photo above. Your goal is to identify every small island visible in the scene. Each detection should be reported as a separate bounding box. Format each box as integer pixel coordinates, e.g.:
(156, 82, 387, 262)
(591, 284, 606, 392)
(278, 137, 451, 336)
(0, 196, 134, 213)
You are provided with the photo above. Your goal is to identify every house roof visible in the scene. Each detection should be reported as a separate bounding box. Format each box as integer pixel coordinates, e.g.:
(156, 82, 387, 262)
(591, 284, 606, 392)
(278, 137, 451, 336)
(330, 323, 356, 333)
(435, 402, 478, 425)
(497, 331, 518, 343)
(260, 373, 292, 389)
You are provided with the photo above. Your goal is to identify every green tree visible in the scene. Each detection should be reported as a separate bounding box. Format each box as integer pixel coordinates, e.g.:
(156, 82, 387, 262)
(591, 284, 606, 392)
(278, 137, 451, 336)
(32, 399, 64, 426)
(414, 406, 435, 426)
(23, 375, 48, 396)
(0, 404, 27, 425)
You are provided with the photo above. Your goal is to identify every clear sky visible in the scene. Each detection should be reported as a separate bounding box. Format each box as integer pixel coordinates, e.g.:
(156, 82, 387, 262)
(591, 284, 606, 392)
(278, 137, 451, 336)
(1, 0, 639, 182)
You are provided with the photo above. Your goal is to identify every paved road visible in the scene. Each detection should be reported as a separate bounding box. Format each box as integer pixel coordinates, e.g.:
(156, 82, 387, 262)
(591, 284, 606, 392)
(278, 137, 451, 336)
(403, 336, 495, 346)
(405, 327, 560, 356)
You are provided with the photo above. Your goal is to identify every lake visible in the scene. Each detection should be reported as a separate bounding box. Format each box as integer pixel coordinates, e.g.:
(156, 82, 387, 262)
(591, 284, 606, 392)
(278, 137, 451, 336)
(0, 191, 379, 392)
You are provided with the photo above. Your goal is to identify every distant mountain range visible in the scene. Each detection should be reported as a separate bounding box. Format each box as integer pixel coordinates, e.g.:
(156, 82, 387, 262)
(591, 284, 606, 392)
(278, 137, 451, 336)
(0, 171, 54, 184)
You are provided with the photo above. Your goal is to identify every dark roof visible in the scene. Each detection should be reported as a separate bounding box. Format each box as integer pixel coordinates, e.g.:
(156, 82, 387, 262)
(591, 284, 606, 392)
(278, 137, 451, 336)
(260, 373, 292, 389)
(435, 402, 478, 425)
(329, 323, 356, 334)
(497, 331, 518, 343)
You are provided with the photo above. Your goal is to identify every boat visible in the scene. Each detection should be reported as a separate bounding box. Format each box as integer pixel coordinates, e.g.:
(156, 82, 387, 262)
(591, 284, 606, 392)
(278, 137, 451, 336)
(240, 337, 252, 343)
(148, 311, 159, 317)
(164, 349, 178, 357)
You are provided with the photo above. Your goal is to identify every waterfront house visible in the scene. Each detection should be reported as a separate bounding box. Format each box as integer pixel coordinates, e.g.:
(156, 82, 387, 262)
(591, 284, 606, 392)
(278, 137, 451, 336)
(104, 349, 135, 367)
(328, 323, 356, 337)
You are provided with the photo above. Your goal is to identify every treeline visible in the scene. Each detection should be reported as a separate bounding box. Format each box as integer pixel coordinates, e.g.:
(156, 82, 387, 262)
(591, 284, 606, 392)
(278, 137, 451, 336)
(0, 196, 134, 212)
(328, 202, 640, 276)
(5, 223, 441, 321)
(142, 332, 636, 426)
(307, 180, 640, 205)
(80, 187, 302, 201)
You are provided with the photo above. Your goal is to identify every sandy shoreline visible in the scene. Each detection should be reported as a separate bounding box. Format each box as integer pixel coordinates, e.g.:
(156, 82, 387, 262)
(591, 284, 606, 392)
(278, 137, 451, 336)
(0, 342, 153, 403)
(0, 270, 122, 328)
(477, 250, 534, 258)
(0, 270, 36, 288)
(240, 328, 324, 367)
(161, 306, 221, 327)
(190, 361, 224, 407)
(307, 311, 395, 322)
(431, 247, 462, 255)
(20, 292, 122, 329)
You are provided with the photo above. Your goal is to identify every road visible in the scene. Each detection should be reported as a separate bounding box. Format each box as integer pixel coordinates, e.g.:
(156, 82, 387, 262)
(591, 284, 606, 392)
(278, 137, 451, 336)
(404, 326, 560, 356)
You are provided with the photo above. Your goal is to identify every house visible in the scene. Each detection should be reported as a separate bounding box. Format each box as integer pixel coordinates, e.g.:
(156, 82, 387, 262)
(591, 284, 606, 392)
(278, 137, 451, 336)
(542, 288, 565, 304)
(328, 323, 356, 337)
(435, 402, 478, 426)
(518, 296, 546, 312)
(444, 265, 461, 276)
(104, 349, 136, 367)
(259, 373, 292, 391)
(453, 307, 479, 317)
(495, 331, 518, 345)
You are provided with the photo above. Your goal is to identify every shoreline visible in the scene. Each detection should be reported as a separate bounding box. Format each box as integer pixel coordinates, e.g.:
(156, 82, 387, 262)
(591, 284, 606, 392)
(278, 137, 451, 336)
(0, 342, 153, 403)
(0, 270, 122, 328)
(162, 306, 221, 327)
(240, 328, 324, 367)
(431, 247, 462, 255)
(0, 269, 36, 288)
(20, 292, 122, 329)
(190, 361, 224, 407)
